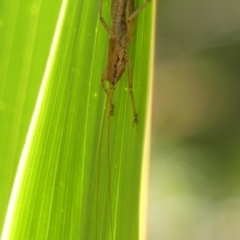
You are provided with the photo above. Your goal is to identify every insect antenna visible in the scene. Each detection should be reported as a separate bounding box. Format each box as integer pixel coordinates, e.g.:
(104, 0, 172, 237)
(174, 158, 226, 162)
(96, 84, 114, 240)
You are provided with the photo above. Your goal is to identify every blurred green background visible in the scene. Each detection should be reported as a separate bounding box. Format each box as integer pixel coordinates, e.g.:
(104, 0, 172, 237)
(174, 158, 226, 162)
(148, 1, 240, 239)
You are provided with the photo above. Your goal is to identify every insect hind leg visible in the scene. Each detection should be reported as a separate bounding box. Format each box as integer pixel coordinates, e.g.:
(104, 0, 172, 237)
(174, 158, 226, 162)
(126, 55, 138, 124)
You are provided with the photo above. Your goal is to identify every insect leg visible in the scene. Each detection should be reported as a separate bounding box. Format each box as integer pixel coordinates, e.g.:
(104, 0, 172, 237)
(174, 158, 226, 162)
(101, 77, 115, 117)
(126, 55, 138, 124)
(99, 0, 111, 34)
(129, 0, 152, 20)
(108, 83, 115, 117)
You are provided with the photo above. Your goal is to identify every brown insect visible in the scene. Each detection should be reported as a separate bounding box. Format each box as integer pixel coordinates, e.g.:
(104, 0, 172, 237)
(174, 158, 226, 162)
(96, 0, 152, 239)
(100, 0, 152, 124)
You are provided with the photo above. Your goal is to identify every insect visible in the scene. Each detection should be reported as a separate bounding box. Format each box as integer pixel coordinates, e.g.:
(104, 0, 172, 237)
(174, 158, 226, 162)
(99, 0, 152, 124)
(96, 0, 152, 239)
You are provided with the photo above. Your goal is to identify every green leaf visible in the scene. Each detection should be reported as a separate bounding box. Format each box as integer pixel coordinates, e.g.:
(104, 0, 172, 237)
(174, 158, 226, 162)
(0, 0, 62, 233)
(1, 0, 154, 239)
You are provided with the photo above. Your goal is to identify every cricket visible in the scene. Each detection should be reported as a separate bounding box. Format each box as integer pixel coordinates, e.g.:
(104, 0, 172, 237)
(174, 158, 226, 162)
(96, 0, 152, 239)
(100, 0, 152, 124)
